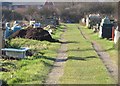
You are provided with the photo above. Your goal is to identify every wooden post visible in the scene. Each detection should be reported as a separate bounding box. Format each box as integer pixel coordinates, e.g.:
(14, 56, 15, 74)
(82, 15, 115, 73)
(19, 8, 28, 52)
(118, 1, 120, 31)
(0, 27, 4, 56)
(0, 22, 5, 57)
(118, 1, 120, 86)
(112, 26, 115, 41)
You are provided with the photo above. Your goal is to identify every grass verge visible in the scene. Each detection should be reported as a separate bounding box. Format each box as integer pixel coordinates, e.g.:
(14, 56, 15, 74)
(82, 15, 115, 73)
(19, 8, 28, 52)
(0, 24, 65, 84)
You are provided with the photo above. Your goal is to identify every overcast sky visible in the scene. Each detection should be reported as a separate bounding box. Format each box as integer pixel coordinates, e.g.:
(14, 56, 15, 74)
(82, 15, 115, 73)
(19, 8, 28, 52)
(0, 0, 119, 2)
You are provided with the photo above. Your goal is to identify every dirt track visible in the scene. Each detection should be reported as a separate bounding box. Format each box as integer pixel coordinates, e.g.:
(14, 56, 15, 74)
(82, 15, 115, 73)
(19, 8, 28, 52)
(44, 25, 118, 84)
(44, 29, 68, 84)
(78, 27, 118, 82)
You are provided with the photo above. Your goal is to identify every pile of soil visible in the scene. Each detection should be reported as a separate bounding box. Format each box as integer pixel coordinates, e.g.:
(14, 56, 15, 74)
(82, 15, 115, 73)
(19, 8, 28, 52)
(11, 27, 59, 42)
(11, 29, 27, 38)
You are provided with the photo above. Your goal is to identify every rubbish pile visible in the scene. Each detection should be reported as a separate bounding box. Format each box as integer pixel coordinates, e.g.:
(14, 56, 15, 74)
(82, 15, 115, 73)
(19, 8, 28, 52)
(10, 27, 59, 42)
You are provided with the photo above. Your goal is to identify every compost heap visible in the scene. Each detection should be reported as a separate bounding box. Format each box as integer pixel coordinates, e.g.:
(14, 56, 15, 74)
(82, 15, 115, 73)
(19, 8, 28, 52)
(11, 27, 59, 42)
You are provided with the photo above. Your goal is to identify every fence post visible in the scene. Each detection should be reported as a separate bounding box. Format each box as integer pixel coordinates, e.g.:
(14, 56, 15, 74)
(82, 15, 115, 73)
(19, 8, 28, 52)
(118, 1, 120, 86)
(0, 23, 5, 57)
(0, 27, 4, 56)
(112, 26, 115, 41)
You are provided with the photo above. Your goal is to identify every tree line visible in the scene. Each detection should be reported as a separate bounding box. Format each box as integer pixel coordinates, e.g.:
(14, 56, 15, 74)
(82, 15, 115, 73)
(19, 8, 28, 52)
(2, 2, 118, 23)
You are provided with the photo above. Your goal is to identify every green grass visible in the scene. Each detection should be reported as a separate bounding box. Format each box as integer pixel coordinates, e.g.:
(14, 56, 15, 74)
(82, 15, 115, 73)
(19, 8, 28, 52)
(79, 25, 118, 65)
(52, 24, 66, 39)
(59, 24, 116, 84)
(1, 24, 65, 84)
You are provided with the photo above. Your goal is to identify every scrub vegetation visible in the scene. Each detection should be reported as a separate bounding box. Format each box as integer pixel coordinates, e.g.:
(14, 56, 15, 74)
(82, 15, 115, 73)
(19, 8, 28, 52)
(0, 24, 65, 84)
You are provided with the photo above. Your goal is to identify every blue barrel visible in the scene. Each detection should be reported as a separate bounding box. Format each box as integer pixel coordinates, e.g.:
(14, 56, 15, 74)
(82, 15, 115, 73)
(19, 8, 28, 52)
(102, 24, 113, 39)
(34, 23, 41, 28)
(99, 17, 113, 39)
(12, 26, 22, 33)
(4, 27, 12, 39)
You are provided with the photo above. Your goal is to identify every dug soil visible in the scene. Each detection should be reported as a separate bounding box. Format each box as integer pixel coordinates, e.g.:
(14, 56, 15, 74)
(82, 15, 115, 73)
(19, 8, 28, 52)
(10, 27, 59, 42)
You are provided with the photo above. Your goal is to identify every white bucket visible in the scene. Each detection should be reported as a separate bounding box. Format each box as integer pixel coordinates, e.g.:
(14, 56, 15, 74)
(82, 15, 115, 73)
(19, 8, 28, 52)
(114, 27, 120, 44)
(1, 47, 29, 58)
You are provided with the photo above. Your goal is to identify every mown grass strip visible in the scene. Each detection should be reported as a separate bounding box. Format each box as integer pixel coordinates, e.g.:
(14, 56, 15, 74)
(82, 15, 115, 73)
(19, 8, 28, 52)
(80, 25, 117, 65)
(59, 24, 115, 84)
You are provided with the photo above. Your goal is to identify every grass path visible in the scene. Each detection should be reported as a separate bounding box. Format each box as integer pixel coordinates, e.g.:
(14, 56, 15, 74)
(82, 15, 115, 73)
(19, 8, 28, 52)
(78, 26, 118, 82)
(45, 28, 68, 84)
(92, 41, 118, 81)
(59, 24, 116, 84)
(79, 26, 118, 65)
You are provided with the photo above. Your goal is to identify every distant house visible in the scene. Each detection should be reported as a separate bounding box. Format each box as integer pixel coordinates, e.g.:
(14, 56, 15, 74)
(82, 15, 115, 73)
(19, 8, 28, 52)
(11, 2, 44, 14)
(2, 2, 12, 10)
(2, 0, 55, 11)
(44, 0, 55, 8)
(12, 2, 45, 10)
(12, 0, 55, 10)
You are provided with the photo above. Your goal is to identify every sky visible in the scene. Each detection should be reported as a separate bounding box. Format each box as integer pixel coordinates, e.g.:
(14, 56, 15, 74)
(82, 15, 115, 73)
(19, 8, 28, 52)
(0, 0, 119, 2)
